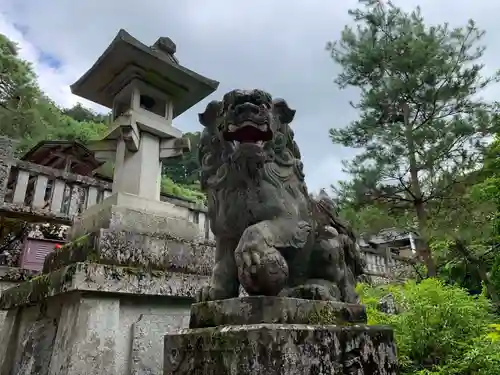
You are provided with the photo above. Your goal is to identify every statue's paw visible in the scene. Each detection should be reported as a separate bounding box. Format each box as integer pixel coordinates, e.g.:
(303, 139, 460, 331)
(278, 283, 337, 301)
(235, 244, 289, 296)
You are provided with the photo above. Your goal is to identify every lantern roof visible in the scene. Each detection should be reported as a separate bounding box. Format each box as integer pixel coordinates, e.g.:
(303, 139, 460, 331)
(70, 29, 219, 119)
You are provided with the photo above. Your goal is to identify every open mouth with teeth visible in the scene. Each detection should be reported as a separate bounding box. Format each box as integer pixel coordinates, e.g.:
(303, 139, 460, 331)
(223, 121, 273, 147)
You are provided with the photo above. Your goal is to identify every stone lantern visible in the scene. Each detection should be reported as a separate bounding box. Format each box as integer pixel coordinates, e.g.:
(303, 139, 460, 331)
(66, 29, 218, 238)
(71, 29, 218, 204)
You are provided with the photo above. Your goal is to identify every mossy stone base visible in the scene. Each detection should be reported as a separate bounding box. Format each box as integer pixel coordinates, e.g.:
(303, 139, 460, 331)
(42, 228, 215, 275)
(189, 296, 367, 328)
(0, 262, 209, 310)
(164, 324, 398, 374)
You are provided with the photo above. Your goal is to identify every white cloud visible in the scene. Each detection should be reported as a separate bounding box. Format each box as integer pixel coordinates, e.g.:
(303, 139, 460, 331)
(0, 13, 106, 111)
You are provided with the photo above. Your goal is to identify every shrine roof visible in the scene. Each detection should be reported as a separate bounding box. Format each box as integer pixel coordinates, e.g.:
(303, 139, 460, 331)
(21, 140, 103, 175)
(70, 29, 219, 118)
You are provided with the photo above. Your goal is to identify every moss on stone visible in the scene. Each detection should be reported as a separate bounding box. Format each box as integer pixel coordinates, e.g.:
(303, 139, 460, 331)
(43, 233, 96, 273)
(0, 264, 78, 309)
(307, 305, 345, 325)
(44, 229, 214, 276)
(0, 267, 38, 282)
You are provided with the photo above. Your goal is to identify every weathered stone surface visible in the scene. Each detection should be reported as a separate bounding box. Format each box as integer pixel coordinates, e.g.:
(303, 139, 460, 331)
(0, 290, 194, 375)
(164, 324, 398, 374)
(0, 202, 75, 224)
(131, 313, 190, 375)
(0, 266, 38, 282)
(190, 296, 367, 328)
(43, 229, 215, 275)
(14, 159, 112, 190)
(13, 317, 58, 375)
(49, 296, 119, 375)
(0, 278, 20, 335)
(378, 293, 398, 314)
(0, 262, 209, 309)
(69, 194, 204, 241)
(0, 308, 18, 373)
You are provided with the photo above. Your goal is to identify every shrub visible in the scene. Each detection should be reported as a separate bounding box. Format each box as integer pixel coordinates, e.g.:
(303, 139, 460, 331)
(357, 279, 500, 374)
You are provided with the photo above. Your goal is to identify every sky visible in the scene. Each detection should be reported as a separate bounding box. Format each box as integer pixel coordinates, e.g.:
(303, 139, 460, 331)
(1, 0, 500, 193)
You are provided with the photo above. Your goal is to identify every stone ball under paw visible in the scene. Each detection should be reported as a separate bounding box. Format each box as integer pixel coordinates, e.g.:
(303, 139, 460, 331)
(237, 246, 289, 296)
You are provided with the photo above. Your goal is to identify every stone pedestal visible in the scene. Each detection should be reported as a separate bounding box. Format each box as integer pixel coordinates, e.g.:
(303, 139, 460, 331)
(164, 296, 398, 374)
(0, 265, 212, 375)
(68, 191, 201, 239)
(0, 208, 216, 375)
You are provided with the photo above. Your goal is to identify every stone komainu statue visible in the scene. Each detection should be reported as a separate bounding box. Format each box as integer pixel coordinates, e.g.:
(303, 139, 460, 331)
(197, 89, 365, 303)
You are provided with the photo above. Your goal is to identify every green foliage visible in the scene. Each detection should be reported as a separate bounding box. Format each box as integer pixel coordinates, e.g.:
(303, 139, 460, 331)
(490, 254, 500, 302)
(0, 34, 108, 153)
(0, 34, 42, 151)
(470, 136, 500, 241)
(162, 131, 202, 185)
(358, 279, 500, 374)
(160, 177, 206, 205)
(339, 203, 413, 239)
(61, 103, 109, 124)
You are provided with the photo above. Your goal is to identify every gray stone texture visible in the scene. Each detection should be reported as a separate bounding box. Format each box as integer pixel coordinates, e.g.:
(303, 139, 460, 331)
(43, 229, 215, 275)
(68, 198, 205, 241)
(164, 324, 398, 374)
(0, 279, 19, 330)
(49, 296, 119, 375)
(189, 296, 367, 328)
(0, 263, 209, 310)
(196, 90, 365, 304)
(14, 316, 58, 375)
(0, 308, 18, 374)
(131, 313, 190, 375)
(0, 291, 194, 375)
(378, 293, 398, 314)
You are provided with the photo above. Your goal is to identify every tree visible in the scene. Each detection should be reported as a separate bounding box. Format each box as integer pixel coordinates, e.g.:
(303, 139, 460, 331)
(62, 103, 109, 124)
(162, 131, 202, 186)
(327, 0, 500, 276)
(0, 34, 39, 109)
(0, 34, 108, 153)
(0, 33, 44, 151)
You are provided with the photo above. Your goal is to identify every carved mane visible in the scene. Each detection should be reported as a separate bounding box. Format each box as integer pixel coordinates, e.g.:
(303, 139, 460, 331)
(198, 98, 306, 194)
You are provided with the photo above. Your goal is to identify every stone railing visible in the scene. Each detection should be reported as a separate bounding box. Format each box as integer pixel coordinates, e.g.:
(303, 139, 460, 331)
(0, 137, 212, 240)
(361, 246, 415, 282)
(2, 159, 113, 223)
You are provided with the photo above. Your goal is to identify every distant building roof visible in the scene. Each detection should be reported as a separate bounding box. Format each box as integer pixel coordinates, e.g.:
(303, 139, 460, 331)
(358, 228, 420, 248)
(21, 140, 104, 176)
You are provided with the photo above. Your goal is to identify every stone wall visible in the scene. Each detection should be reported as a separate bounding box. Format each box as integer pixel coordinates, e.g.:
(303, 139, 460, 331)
(361, 246, 415, 283)
(0, 266, 37, 330)
(0, 280, 16, 329)
(0, 284, 195, 375)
